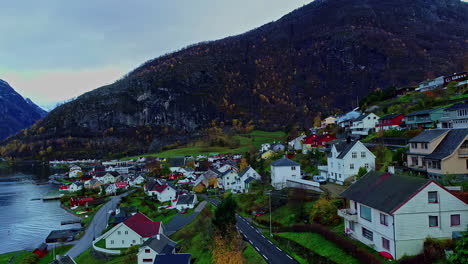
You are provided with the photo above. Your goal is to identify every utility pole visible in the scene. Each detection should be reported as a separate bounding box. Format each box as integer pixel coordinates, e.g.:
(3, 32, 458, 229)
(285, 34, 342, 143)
(269, 191, 272, 237)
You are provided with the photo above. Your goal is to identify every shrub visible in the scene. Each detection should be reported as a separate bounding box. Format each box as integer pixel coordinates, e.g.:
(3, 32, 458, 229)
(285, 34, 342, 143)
(309, 198, 340, 226)
(20, 254, 39, 264)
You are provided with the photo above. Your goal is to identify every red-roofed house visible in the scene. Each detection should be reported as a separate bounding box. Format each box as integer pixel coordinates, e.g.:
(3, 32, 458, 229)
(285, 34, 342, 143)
(59, 184, 70, 191)
(147, 184, 177, 203)
(302, 133, 336, 153)
(101, 212, 164, 249)
(115, 182, 129, 189)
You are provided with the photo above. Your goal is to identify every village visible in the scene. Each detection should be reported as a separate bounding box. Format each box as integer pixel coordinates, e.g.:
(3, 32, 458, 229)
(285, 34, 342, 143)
(3, 73, 468, 264)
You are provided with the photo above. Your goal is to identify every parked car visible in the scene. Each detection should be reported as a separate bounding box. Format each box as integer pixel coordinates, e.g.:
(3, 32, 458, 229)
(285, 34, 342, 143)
(180, 208, 188, 214)
(313, 175, 327, 184)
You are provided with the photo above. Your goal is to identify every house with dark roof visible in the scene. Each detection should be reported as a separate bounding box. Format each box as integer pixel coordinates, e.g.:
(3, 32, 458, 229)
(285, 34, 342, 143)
(233, 166, 261, 193)
(339, 171, 468, 260)
(440, 101, 468, 129)
(147, 183, 177, 203)
(376, 113, 405, 131)
(405, 108, 445, 129)
(101, 212, 164, 249)
(350, 113, 380, 136)
(137, 234, 177, 264)
(174, 194, 198, 211)
(270, 157, 300, 190)
(153, 253, 191, 264)
(324, 140, 375, 185)
(219, 169, 238, 190)
(407, 129, 468, 179)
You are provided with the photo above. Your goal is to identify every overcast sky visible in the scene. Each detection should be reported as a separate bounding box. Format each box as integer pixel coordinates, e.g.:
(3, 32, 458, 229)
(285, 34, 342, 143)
(0, 0, 312, 110)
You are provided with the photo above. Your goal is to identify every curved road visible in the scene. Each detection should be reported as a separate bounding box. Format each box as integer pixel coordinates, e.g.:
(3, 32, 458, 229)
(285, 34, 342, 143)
(203, 196, 297, 264)
(67, 191, 133, 258)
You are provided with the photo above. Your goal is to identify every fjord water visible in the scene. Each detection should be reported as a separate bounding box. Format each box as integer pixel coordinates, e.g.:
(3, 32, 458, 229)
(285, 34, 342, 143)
(0, 166, 80, 254)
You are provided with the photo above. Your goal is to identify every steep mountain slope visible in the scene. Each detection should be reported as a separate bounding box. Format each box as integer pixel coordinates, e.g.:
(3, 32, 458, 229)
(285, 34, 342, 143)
(2, 0, 467, 159)
(0, 80, 47, 140)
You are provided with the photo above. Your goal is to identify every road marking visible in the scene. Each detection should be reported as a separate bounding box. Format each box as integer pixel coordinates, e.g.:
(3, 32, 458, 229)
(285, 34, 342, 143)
(287, 255, 293, 260)
(276, 246, 281, 251)
(249, 240, 253, 244)
(255, 246, 260, 251)
(263, 254, 268, 261)
(268, 240, 273, 244)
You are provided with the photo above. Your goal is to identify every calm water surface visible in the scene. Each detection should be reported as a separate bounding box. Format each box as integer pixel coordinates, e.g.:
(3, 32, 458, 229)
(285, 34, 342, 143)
(0, 166, 80, 254)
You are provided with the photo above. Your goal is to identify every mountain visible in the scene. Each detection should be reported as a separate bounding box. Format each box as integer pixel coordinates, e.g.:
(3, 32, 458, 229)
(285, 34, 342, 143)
(0, 80, 47, 140)
(2, 0, 467, 159)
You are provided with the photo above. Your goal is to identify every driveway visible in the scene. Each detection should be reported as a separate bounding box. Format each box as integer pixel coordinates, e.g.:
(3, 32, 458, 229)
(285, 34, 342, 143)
(202, 195, 297, 264)
(165, 201, 207, 236)
(66, 190, 134, 258)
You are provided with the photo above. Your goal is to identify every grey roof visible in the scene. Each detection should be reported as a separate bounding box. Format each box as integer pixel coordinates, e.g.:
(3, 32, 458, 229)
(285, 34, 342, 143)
(354, 114, 369, 122)
(37, 243, 47, 251)
(154, 254, 191, 264)
(169, 157, 186, 167)
(238, 166, 252, 178)
(380, 113, 402, 120)
(425, 129, 468, 160)
(271, 157, 300, 167)
(244, 177, 256, 184)
(222, 169, 237, 176)
(177, 194, 195, 205)
(341, 171, 429, 214)
(406, 109, 436, 117)
(445, 101, 468, 111)
(409, 129, 448, 143)
(336, 141, 359, 159)
(141, 234, 176, 254)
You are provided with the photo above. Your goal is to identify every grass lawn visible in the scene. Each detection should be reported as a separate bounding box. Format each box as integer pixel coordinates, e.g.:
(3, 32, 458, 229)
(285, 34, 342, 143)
(0, 245, 73, 264)
(0, 251, 30, 264)
(264, 232, 308, 264)
(256, 200, 315, 227)
(122, 130, 286, 160)
(75, 248, 135, 264)
(38, 245, 73, 264)
(277, 232, 361, 264)
(119, 191, 178, 224)
(243, 243, 267, 264)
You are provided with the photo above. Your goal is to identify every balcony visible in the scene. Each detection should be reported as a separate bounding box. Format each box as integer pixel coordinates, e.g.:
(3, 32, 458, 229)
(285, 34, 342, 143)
(459, 148, 468, 157)
(337, 208, 358, 222)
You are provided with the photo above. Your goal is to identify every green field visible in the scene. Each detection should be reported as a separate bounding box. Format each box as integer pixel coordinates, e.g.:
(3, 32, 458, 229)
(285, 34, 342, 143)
(243, 243, 267, 264)
(276, 232, 361, 264)
(122, 130, 286, 160)
(75, 248, 136, 264)
(0, 245, 73, 264)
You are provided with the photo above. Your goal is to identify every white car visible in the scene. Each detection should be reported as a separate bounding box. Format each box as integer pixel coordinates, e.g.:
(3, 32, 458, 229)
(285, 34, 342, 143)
(313, 175, 327, 184)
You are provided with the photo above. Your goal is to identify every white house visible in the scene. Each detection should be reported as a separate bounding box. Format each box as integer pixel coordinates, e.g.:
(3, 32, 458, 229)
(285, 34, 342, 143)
(105, 184, 117, 195)
(69, 181, 83, 192)
(233, 166, 262, 193)
(102, 213, 163, 249)
(270, 157, 301, 190)
(260, 143, 271, 152)
(350, 113, 380, 136)
(147, 184, 177, 203)
(288, 135, 306, 151)
(69, 165, 82, 178)
(416, 76, 444, 92)
(137, 234, 176, 264)
(174, 194, 198, 211)
(339, 171, 468, 260)
(325, 141, 375, 185)
(97, 172, 119, 184)
(440, 101, 468, 129)
(127, 175, 145, 186)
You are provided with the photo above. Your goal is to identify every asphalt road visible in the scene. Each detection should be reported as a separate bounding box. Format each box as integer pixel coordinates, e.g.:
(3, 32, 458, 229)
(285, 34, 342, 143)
(202, 196, 297, 264)
(165, 201, 207, 236)
(67, 190, 133, 258)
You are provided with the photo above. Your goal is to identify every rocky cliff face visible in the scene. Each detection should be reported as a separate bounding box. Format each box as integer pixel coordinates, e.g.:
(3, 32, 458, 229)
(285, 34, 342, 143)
(2, 0, 467, 158)
(0, 80, 47, 140)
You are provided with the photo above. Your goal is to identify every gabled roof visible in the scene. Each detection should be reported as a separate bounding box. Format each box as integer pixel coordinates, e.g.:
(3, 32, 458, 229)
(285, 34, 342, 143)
(222, 169, 237, 177)
(36, 243, 47, 251)
(354, 114, 369, 122)
(154, 253, 191, 264)
(341, 171, 429, 214)
(380, 113, 402, 120)
(244, 177, 256, 184)
(141, 234, 176, 254)
(445, 101, 468, 111)
(336, 141, 359, 159)
(123, 213, 161, 238)
(271, 157, 299, 167)
(169, 157, 186, 167)
(238, 166, 252, 178)
(406, 109, 438, 117)
(176, 194, 195, 205)
(409, 129, 448, 143)
(425, 129, 468, 160)
(152, 184, 172, 193)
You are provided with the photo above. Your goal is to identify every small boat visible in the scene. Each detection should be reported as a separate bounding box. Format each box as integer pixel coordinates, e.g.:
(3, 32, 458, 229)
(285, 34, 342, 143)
(379, 251, 394, 259)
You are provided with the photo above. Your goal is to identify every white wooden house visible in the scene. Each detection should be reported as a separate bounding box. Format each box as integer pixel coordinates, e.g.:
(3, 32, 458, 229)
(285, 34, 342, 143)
(270, 157, 301, 190)
(350, 113, 380, 136)
(325, 141, 375, 185)
(233, 166, 261, 193)
(339, 171, 468, 260)
(137, 234, 176, 264)
(69, 165, 82, 178)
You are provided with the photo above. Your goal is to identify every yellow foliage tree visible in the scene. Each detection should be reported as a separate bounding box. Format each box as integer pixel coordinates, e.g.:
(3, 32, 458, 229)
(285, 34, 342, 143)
(239, 158, 248, 172)
(212, 233, 244, 264)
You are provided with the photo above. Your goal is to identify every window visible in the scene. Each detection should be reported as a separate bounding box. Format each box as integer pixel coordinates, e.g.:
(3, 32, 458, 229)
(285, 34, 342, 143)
(362, 227, 373, 241)
(352, 152, 357, 159)
(132, 240, 136, 244)
(361, 152, 366, 158)
(360, 205, 372, 222)
(122, 240, 125, 244)
(365, 163, 369, 169)
(124, 231, 128, 235)
(428, 192, 438, 203)
(411, 143, 418, 149)
(117, 231, 121, 235)
(451, 214, 461, 226)
(382, 237, 390, 250)
(145, 249, 150, 253)
(423, 143, 428, 149)
(350, 164, 354, 169)
(349, 221, 355, 231)
(110, 240, 114, 245)
(411, 157, 419, 166)
(429, 216, 439, 227)
(380, 213, 388, 226)
(291, 166, 296, 171)
(143, 259, 153, 262)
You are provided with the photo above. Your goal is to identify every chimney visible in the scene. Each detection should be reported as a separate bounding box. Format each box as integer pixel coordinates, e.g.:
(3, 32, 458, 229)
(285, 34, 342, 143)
(346, 136, 351, 144)
(387, 166, 395, 174)
(157, 234, 160, 240)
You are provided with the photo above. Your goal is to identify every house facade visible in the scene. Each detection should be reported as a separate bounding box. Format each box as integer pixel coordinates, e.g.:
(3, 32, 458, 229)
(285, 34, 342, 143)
(415, 76, 444, 92)
(137, 234, 176, 264)
(174, 194, 198, 211)
(233, 166, 261, 193)
(376, 114, 405, 131)
(340, 171, 468, 260)
(270, 157, 301, 190)
(350, 113, 379, 136)
(321, 116, 336, 128)
(405, 109, 445, 129)
(325, 141, 375, 185)
(220, 169, 238, 190)
(440, 102, 468, 129)
(407, 129, 468, 179)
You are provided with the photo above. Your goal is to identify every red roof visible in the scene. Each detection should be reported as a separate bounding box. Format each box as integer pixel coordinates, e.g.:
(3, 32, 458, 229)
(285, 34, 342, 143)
(59, 185, 70, 190)
(153, 184, 168, 193)
(115, 182, 128, 189)
(303, 134, 318, 144)
(123, 213, 161, 237)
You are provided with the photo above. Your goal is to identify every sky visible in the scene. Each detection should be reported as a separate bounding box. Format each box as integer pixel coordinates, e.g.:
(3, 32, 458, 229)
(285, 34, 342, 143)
(0, 0, 312, 110)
